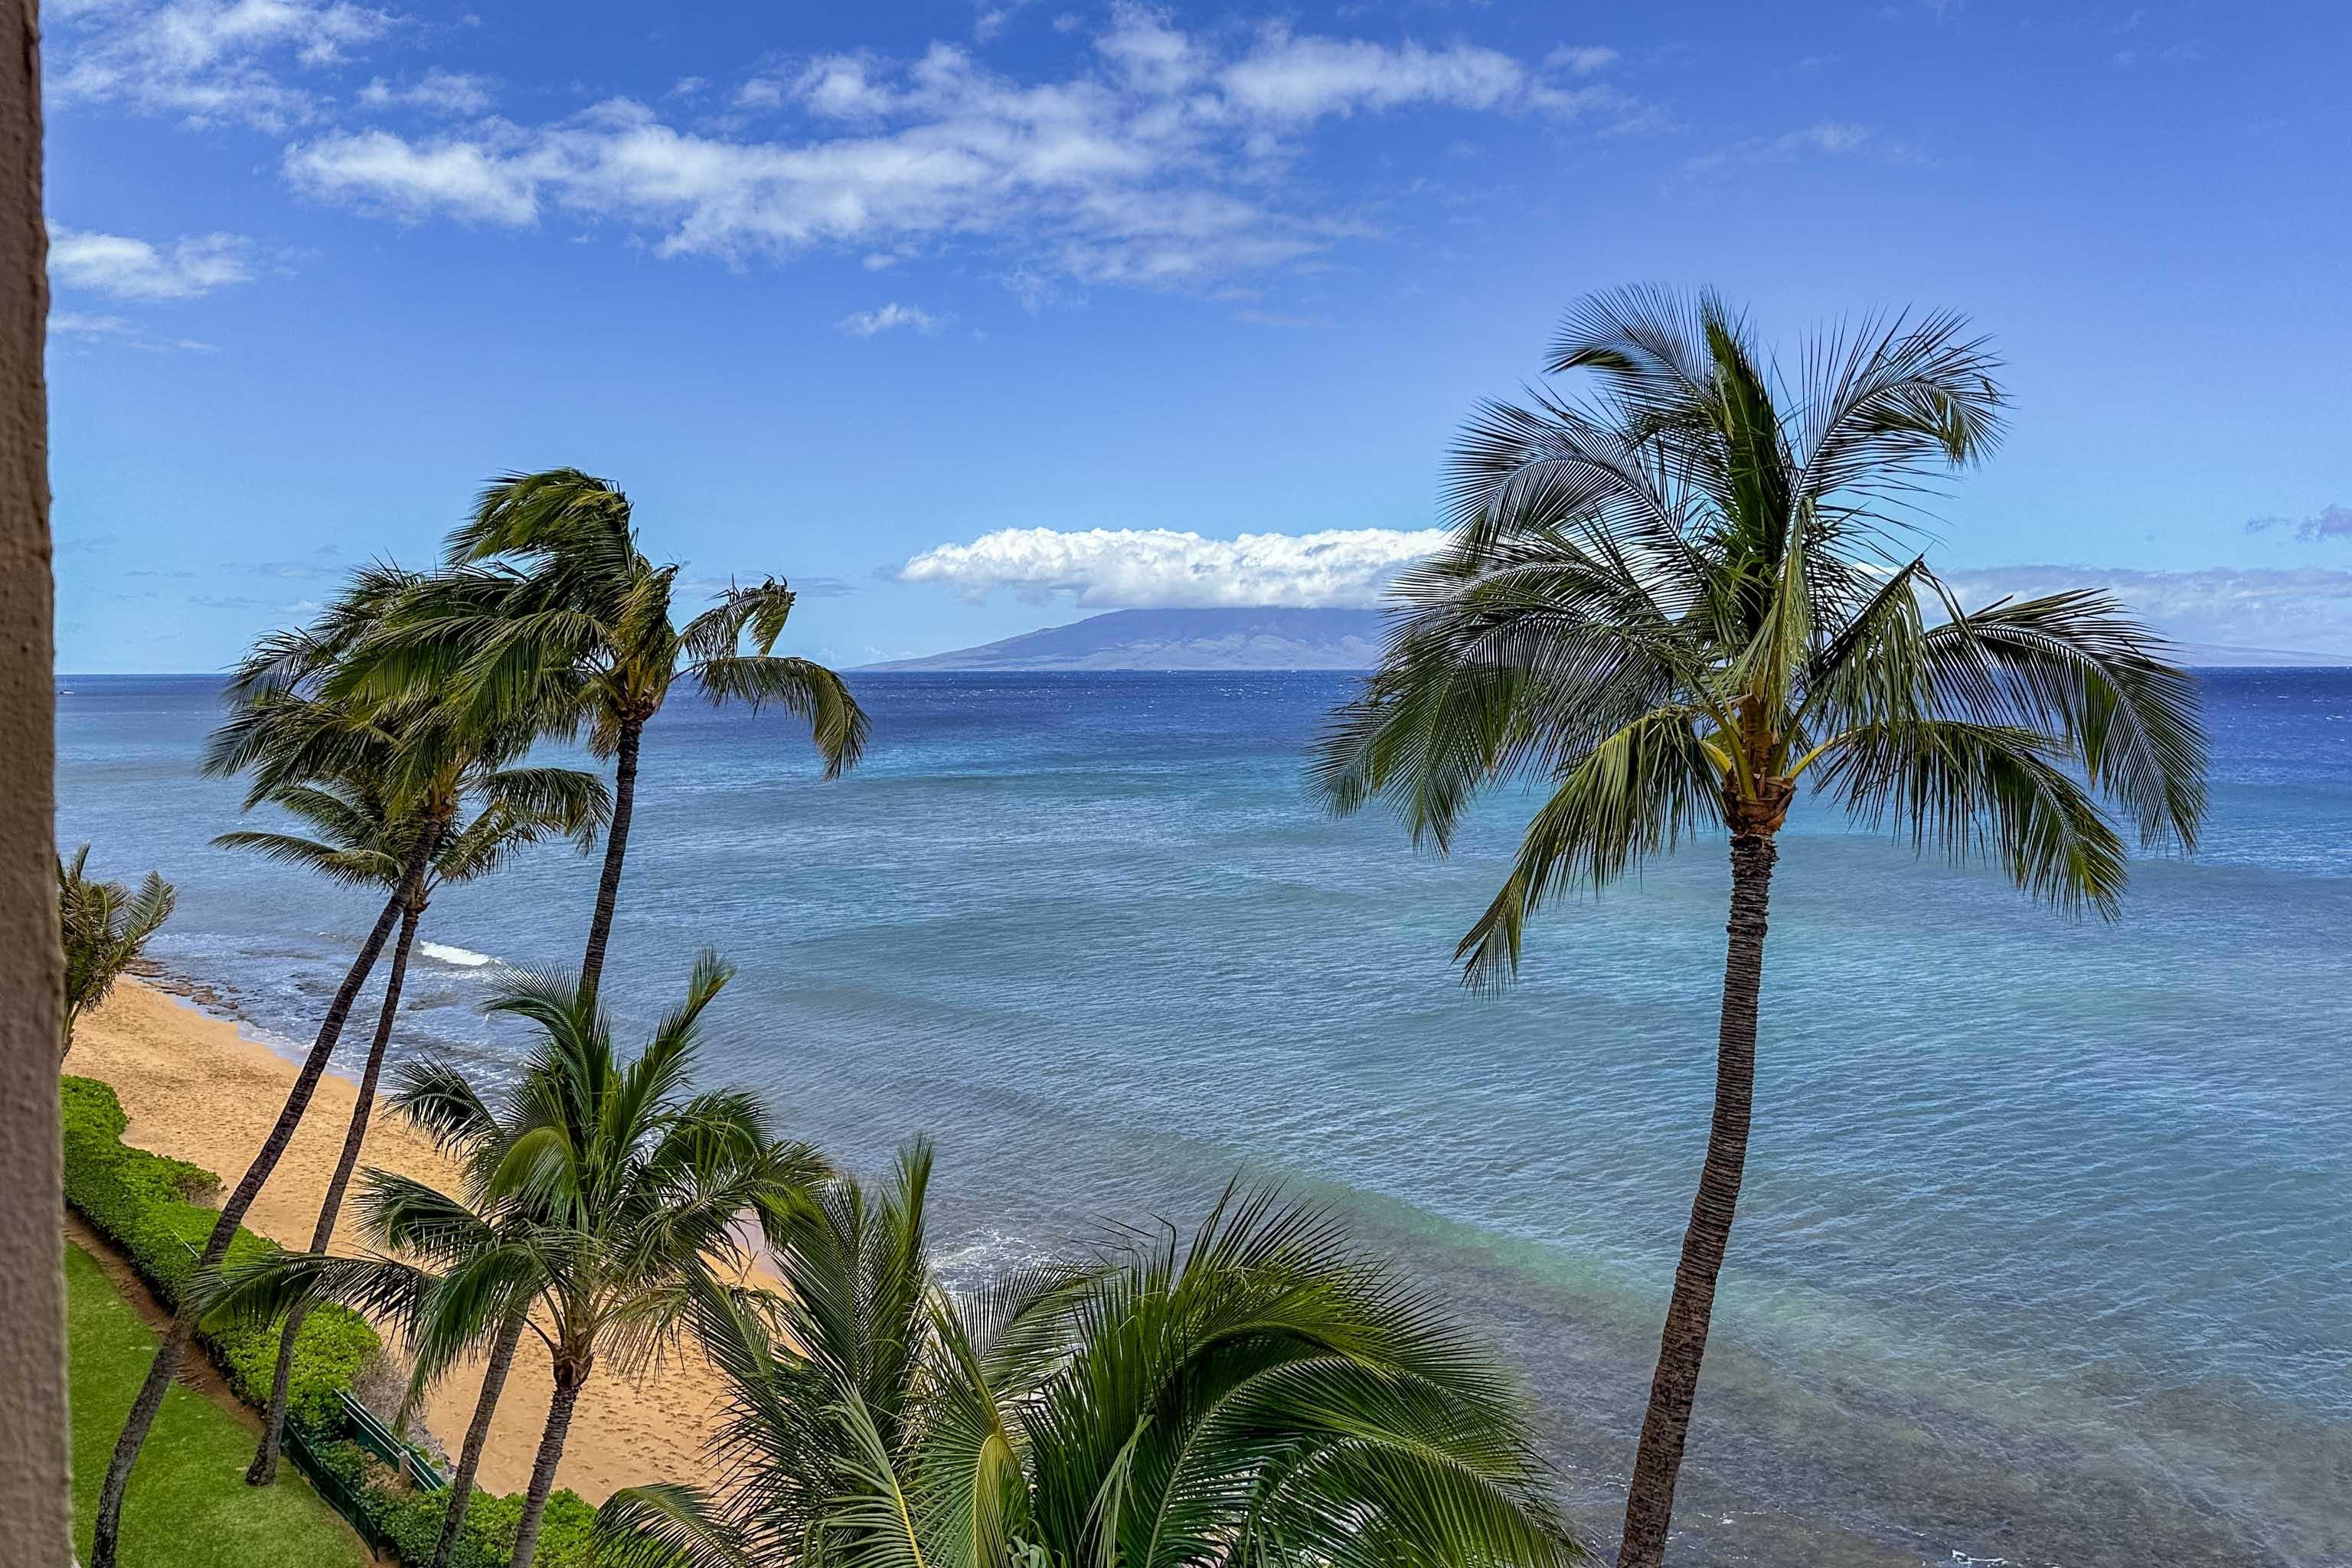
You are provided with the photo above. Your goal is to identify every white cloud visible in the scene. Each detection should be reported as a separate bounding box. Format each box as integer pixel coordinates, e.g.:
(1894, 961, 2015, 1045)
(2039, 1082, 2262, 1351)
(48, 225, 253, 299)
(898, 525, 1449, 608)
(1218, 29, 1542, 122)
(356, 68, 495, 116)
(835, 301, 947, 337)
(271, 12, 1648, 290)
(49, 0, 396, 129)
(1095, 2, 1204, 94)
(286, 129, 539, 224)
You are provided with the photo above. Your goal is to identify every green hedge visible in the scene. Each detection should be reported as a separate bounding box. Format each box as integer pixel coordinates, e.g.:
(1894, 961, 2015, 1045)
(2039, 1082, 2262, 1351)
(60, 1076, 593, 1566)
(300, 1439, 596, 1568)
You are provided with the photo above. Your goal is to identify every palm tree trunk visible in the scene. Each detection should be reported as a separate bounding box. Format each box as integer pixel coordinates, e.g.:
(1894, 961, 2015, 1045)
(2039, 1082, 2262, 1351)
(431, 1302, 530, 1568)
(505, 1362, 586, 1568)
(248, 884, 428, 1485)
(576, 714, 642, 1008)
(1616, 829, 1777, 1568)
(90, 884, 407, 1568)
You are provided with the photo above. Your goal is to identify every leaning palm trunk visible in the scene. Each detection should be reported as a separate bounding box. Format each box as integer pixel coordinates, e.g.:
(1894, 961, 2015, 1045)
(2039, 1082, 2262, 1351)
(432, 1304, 531, 1568)
(247, 873, 429, 1484)
(508, 1362, 588, 1568)
(575, 715, 641, 1007)
(90, 884, 407, 1568)
(1618, 829, 1775, 1568)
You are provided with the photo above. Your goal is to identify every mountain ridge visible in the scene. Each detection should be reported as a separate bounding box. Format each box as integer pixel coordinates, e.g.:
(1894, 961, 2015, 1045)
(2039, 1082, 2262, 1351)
(859, 607, 1388, 671)
(859, 606, 2352, 672)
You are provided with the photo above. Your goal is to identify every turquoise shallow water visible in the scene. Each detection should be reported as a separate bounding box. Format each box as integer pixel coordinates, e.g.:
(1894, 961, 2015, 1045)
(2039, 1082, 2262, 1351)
(55, 670, 2352, 1566)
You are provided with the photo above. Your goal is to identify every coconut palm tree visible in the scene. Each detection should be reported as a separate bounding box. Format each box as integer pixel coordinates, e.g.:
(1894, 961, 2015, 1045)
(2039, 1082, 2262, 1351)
(56, 844, 174, 1060)
(211, 952, 827, 1568)
(1314, 287, 2207, 1568)
(334, 469, 870, 1005)
(221, 760, 609, 1485)
(595, 1144, 1584, 1568)
(90, 572, 577, 1568)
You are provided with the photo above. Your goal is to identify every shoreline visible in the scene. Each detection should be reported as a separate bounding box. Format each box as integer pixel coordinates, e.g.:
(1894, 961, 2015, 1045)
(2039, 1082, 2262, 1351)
(63, 975, 736, 1503)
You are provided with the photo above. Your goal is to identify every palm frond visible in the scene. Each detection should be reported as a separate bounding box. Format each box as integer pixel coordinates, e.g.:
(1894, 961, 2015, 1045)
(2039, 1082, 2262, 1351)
(693, 655, 871, 779)
(1916, 586, 2206, 851)
(1808, 718, 2130, 917)
(1455, 707, 1729, 988)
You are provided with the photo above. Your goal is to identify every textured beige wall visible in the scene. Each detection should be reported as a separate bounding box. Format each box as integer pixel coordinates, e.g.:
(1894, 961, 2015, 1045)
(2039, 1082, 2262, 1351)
(0, 2, 69, 1564)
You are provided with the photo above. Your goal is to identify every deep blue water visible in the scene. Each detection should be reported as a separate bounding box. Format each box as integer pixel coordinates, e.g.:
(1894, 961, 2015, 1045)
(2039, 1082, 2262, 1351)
(55, 670, 2352, 1568)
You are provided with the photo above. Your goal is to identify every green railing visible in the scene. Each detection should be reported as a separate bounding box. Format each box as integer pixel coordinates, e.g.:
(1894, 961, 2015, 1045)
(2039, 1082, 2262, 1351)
(286, 1423, 400, 1558)
(283, 1394, 449, 1559)
(338, 1390, 447, 1494)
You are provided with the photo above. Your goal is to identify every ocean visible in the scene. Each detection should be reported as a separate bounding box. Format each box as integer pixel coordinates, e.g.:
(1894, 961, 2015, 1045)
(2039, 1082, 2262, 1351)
(54, 670, 2351, 1567)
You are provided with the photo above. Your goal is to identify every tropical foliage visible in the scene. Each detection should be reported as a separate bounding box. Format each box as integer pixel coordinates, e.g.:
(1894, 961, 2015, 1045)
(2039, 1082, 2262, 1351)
(90, 570, 602, 1567)
(57, 843, 175, 1060)
(594, 1142, 1583, 1568)
(60, 1073, 599, 1567)
(207, 952, 828, 1568)
(1315, 286, 2208, 1567)
(329, 469, 870, 1003)
(219, 750, 609, 1485)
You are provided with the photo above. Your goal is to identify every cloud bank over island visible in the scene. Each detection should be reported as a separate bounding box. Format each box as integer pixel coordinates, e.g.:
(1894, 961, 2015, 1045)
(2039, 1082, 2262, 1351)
(898, 525, 2352, 655)
(899, 525, 1450, 609)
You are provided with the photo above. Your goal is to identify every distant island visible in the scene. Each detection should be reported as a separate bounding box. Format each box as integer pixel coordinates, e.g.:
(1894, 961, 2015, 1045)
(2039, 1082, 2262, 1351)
(859, 606, 2352, 673)
(860, 607, 1387, 671)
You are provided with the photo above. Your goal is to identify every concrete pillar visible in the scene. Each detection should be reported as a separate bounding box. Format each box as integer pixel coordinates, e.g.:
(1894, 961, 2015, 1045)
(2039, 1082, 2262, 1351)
(0, 0, 70, 1563)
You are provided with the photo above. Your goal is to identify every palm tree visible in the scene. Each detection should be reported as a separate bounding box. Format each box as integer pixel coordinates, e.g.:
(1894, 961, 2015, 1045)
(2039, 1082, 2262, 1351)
(1314, 288, 2207, 1568)
(56, 843, 175, 1060)
(90, 571, 575, 1568)
(211, 952, 827, 1568)
(596, 1145, 1584, 1568)
(336, 469, 870, 1005)
(90, 717, 428, 1564)
(220, 760, 609, 1485)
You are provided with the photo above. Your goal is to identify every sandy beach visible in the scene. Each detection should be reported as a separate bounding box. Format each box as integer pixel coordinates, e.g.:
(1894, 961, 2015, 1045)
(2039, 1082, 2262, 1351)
(63, 976, 735, 1502)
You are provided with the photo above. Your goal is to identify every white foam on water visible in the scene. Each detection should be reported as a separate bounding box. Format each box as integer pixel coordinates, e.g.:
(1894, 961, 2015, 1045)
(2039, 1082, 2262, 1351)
(420, 941, 498, 969)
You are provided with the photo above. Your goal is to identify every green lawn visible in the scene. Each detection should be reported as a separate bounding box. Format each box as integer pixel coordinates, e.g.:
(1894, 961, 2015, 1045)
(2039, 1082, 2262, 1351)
(67, 1240, 371, 1568)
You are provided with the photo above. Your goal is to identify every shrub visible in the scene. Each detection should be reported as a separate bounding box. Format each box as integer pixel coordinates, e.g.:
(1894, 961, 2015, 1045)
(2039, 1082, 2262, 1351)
(59, 1075, 597, 1568)
(367, 1485, 593, 1568)
(60, 1076, 382, 1429)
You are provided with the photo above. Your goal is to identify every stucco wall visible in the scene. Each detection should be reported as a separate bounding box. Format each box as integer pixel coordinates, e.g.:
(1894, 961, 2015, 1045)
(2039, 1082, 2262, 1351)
(0, 2, 70, 1563)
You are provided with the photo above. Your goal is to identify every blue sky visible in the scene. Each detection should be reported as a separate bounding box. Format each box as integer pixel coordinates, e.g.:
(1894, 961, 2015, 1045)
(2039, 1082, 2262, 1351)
(44, 0, 2352, 670)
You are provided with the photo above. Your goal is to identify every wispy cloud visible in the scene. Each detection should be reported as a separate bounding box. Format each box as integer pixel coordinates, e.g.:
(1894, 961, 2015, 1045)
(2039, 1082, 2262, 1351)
(48, 310, 216, 351)
(835, 301, 948, 338)
(1681, 119, 1913, 178)
(356, 68, 495, 116)
(972, 0, 1038, 43)
(1547, 44, 1620, 76)
(1938, 564, 2352, 656)
(49, 0, 396, 130)
(279, 6, 1652, 291)
(220, 556, 348, 580)
(898, 524, 1448, 608)
(48, 225, 253, 300)
(2245, 503, 2352, 544)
